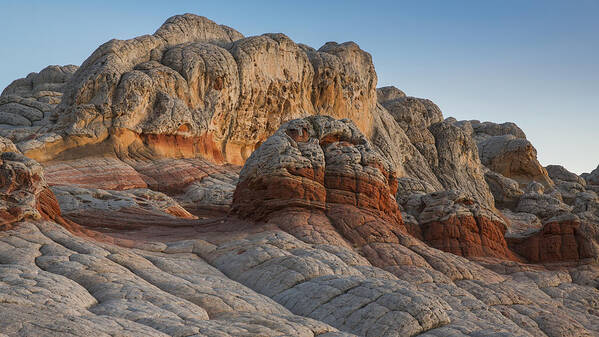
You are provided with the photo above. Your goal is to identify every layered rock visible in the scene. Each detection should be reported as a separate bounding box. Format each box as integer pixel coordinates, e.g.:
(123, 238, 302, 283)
(377, 88, 495, 210)
(401, 190, 516, 260)
(233, 117, 518, 261)
(43, 156, 240, 218)
(0, 65, 77, 129)
(428, 121, 496, 208)
(454, 119, 553, 187)
(546, 164, 587, 205)
(376, 88, 443, 167)
(232, 116, 405, 248)
(477, 135, 553, 187)
(0, 148, 45, 227)
(1, 12, 599, 337)
(9, 14, 379, 167)
(508, 213, 596, 263)
(483, 168, 524, 209)
(52, 185, 197, 229)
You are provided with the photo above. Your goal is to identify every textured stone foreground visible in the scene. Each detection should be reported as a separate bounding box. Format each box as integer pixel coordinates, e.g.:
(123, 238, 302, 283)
(1, 13, 599, 337)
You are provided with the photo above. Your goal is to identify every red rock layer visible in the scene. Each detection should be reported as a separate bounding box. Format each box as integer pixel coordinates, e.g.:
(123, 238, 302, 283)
(62, 207, 198, 230)
(232, 117, 407, 251)
(43, 157, 148, 190)
(507, 217, 595, 263)
(420, 214, 517, 260)
(129, 158, 240, 194)
(35, 187, 109, 241)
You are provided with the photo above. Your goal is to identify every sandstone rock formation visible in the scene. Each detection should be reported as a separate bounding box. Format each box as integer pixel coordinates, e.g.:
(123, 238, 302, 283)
(231, 116, 405, 249)
(0, 149, 45, 227)
(454, 119, 553, 188)
(0, 65, 77, 128)
(8, 14, 380, 167)
(1, 13, 598, 337)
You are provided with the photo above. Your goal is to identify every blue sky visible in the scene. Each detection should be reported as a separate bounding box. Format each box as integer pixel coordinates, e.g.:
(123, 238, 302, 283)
(1, 0, 597, 174)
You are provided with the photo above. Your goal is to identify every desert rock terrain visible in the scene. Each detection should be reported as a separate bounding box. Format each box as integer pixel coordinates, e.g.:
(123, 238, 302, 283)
(1, 14, 599, 337)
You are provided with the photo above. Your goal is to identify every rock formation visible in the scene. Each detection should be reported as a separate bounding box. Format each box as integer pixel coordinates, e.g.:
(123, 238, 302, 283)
(0, 13, 598, 337)
(232, 116, 406, 249)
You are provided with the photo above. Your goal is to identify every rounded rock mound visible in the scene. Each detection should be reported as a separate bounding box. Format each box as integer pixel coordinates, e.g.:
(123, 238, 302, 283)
(232, 115, 406, 247)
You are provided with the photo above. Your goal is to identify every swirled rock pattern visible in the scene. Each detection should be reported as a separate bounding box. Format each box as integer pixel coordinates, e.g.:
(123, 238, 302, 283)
(0, 13, 599, 337)
(10, 14, 380, 167)
(231, 116, 406, 249)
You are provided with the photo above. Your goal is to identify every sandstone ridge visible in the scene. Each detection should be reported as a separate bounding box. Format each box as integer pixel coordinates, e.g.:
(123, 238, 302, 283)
(0, 13, 598, 337)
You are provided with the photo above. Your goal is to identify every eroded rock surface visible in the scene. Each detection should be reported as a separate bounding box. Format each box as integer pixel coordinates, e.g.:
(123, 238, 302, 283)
(232, 116, 405, 249)
(1, 13, 598, 337)
(10, 14, 381, 167)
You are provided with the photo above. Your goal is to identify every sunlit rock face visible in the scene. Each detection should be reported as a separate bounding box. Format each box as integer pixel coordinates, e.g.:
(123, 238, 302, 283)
(8, 14, 378, 166)
(0, 13, 598, 337)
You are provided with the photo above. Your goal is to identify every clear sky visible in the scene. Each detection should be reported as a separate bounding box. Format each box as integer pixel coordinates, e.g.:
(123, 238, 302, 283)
(1, 0, 597, 174)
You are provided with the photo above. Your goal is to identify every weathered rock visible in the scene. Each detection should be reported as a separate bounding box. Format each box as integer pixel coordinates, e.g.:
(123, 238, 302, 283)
(43, 156, 240, 215)
(377, 88, 443, 167)
(546, 165, 586, 186)
(376, 86, 406, 102)
(546, 165, 587, 205)
(51, 185, 196, 229)
(303, 41, 378, 138)
(44, 157, 148, 190)
(428, 121, 496, 209)
(232, 116, 406, 249)
(2, 65, 78, 99)
(451, 119, 554, 191)
(508, 213, 596, 263)
(516, 182, 572, 219)
(369, 105, 442, 190)
(466, 120, 527, 143)
(6, 14, 379, 168)
(501, 209, 543, 239)
(484, 168, 524, 209)
(373, 94, 496, 209)
(0, 152, 45, 227)
(584, 164, 599, 187)
(1, 13, 599, 337)
(0, 137, 17, 153)
(404, 190, 516, 260)
(0, 65, 78, 132)
(477, 134, 553, 187)
(573, 191, 599, 215)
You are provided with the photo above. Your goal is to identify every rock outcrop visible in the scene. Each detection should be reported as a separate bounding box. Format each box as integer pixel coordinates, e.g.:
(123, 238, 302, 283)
(232, 117, 517, 261)
(10, 14, 380, 167)
(1, 13, 599, 337)
(377, 88, 496, 210)
(0, 65, 77, 128)
(402, 190, 516, 260)
(455, 119, 553, 188)
(0, 148, 45, 227)
(232, 116, 405, 248)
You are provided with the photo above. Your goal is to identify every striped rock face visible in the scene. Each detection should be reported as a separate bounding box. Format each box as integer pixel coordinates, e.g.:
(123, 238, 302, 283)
(232, 116, 406, 249)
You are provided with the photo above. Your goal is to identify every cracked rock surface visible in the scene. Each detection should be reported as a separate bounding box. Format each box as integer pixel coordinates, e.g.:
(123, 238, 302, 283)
(0, 13, 598, 337)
